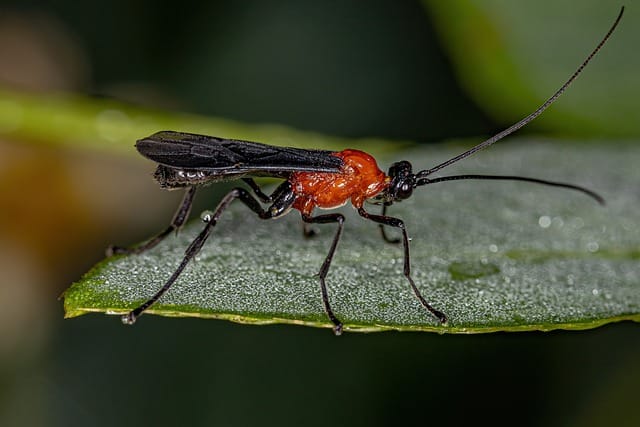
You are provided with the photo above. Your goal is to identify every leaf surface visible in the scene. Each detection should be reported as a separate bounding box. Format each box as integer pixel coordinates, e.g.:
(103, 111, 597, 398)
(64, 139, 640, 333)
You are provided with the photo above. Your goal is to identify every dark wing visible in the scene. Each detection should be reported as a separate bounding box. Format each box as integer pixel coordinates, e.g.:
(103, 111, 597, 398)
(136, 131, 344, 176)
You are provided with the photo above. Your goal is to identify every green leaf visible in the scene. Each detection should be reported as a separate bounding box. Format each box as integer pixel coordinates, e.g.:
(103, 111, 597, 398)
(64, 138, 640, 333)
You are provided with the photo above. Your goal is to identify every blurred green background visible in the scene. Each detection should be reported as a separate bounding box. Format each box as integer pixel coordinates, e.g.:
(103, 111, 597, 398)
(0, 1, 638, 426)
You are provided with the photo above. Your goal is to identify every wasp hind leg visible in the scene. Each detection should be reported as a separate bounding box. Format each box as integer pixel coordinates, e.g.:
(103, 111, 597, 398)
(122, 182, 295, 324)
(107, 186, 198, 256)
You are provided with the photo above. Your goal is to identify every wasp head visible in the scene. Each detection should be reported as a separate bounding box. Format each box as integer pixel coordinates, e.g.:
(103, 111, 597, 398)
(377, 160, 416, 204)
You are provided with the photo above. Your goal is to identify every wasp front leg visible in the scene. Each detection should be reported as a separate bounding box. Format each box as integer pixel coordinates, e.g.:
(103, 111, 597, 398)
(358, 206, 447, 324)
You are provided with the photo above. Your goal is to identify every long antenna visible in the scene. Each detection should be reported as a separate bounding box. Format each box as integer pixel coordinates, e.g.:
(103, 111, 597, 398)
(417, 6, 624, 179)
(415, 174, 605, 204)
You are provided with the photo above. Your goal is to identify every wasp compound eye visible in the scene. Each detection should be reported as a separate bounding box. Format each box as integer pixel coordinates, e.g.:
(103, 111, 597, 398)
(403, 180, 415, 197)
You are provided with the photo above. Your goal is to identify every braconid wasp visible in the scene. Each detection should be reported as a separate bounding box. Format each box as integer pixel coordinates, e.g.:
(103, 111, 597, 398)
(110, 7, 623, 334)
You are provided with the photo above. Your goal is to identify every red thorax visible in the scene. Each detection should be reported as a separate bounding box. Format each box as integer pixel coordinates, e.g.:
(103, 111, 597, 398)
(290, 149, 390, 216)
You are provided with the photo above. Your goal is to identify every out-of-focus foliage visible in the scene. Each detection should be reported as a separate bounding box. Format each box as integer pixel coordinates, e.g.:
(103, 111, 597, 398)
(425, 1, 638, 137)
(0, 87, 400, 154)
